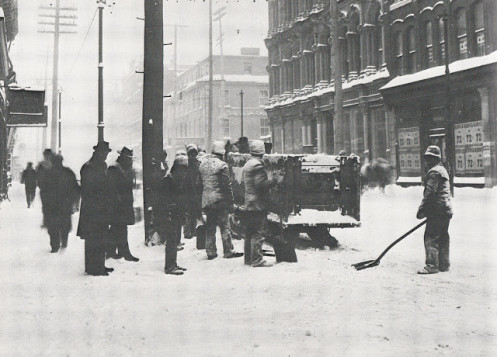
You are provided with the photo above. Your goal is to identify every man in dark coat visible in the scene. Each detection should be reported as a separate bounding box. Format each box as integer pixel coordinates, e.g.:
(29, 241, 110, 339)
(151, 149, 169, 244)
(183, 143, 202, 240)
(242, 140, 280, 267)
(416, 145, 453, 274)
(36, 149, 54, 224)
(160, 156, 188, 275)
(107, 147, 139, 262)
(43, 155, 80, 252)
(77, 141, 113, 276)
(21, 162, 37, 208)
(199, 141, 243, 260)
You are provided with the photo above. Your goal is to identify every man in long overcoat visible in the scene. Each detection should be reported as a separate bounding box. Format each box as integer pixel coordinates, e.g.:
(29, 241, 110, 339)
(242, 140, 279, 267)
(416, 145, 453, 274)
(43, 155, 80, 252)
(183, 143, 202, 240)
(21, 162, 37, 208)
(107, 146, 139, 262)
(199, 141, 243, 260)
(36, 149, 53, 224)
(77, 141, 113, 276)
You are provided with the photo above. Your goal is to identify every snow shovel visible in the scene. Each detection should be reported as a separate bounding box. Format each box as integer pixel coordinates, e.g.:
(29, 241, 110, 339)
(352, 219, 427, 271)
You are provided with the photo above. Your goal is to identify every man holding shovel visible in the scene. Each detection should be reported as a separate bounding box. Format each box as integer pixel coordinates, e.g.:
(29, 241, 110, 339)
(416, 145, 453, 275)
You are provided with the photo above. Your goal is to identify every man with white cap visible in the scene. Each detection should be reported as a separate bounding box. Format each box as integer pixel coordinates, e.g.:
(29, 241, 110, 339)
(416, 145, 453, 274)
(242, 140, 282, 267)
(198, 141, 243, 260)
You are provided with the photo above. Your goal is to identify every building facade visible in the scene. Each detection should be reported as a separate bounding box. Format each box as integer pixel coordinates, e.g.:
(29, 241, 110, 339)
(265, 0, 497, 186)
(164, 49, 270, 153)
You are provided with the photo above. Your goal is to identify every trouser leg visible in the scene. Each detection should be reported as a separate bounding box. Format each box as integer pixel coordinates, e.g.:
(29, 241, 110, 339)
(218, 208, 234, 257)
(165, 220, 180, 271)
(438, 217, 451, 271)
(249, 213, 266, 267)
(25, 189, 30, 207)
(205, 209, 218, 257)
(424, 219, 440, 272)
(107, 225, 118, 256)
(113, 224, 131, 258)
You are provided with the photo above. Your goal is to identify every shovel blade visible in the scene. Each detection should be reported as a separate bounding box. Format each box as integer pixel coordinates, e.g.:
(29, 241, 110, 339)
(352, 259, 379, 270)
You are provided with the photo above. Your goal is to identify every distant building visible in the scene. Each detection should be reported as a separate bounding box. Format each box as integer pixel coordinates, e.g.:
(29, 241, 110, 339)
(265, 0, 497, 186)
(164, 48, 270, 153)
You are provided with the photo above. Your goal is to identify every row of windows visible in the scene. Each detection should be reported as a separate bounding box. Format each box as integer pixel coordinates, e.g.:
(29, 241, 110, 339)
(177, 62, 254, 89)
(220, 117, 271, 138)
(394, 1, 486, 75)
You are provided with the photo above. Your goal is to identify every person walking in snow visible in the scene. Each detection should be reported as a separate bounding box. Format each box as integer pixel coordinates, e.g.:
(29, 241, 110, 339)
(416, 145, 453, 274)
(199, 141, 243, 260)
(43, 155, 80, 253)
(21, 162, 37, 208)
(160, 155, 188, 275)
(36, 148, 54, 225)
(242, 140, 281, 267)
(183, 143, 203, 241)
(107, 147, 139, 262)
(77, 141, 114, 276)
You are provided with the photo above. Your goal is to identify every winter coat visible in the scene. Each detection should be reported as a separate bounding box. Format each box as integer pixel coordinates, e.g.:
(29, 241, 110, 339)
(36, 159, 52, 202)
(107, 159, 135, 225)
(77, 154, 109, 237)
(21, 168, 37, 191)
(159, 173, 185, 222)
(43, 165, 80, 217)
(417, 163, 453, 219)
(242, 156, 275, 212)
(199, 154, 234, 211)
(184, 157, 202, 212)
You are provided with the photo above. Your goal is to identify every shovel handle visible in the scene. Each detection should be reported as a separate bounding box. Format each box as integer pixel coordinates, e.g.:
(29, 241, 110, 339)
(375, 219, 427, 262)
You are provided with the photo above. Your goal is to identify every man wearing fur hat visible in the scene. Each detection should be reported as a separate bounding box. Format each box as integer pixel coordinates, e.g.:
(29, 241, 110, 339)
(78, 141, 113, 276)
(416, 145, 453, 274)
(198, 141, 243, 260)
(107, 147, 139, 262)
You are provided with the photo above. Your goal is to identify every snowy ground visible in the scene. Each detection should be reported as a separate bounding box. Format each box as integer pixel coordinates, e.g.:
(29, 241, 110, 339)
(1, 183, 496, 356)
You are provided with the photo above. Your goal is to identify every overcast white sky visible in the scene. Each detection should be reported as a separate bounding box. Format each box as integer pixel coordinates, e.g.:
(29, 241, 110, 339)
(10, 0, 268, 172)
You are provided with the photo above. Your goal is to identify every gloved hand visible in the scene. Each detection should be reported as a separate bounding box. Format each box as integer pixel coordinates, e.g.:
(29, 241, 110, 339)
(416, 209, 425, 220)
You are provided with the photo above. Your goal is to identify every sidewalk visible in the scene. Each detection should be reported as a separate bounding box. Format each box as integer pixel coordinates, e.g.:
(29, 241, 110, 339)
(0, 183, 496, 356)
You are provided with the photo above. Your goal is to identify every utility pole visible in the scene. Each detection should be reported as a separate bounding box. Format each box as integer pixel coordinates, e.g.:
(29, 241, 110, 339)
(38, 0, 77, 152)
(97, 0, 105, 141)
(58, 91, 62, 153)
(442, 0, 455, 196)
(240, 90, 244, 137)
(207, 0, 213, 152)
(214, 7, 226, 137)
(142, 0, 164, 242)
(330, 0, 343, 154)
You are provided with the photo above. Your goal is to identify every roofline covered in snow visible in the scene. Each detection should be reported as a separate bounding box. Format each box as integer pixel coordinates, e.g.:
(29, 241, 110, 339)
(380, 51, 497, 92)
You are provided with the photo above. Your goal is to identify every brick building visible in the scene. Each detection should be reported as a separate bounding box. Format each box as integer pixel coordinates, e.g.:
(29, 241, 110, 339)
(164, 49, 270, 153)
(265, 0, 497, 186)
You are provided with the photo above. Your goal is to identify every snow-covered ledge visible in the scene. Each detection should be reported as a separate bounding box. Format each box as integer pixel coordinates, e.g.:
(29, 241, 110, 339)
(454, 176, 485, 185)
(390, 0, 412, 11)
(397, 176, 422, 184)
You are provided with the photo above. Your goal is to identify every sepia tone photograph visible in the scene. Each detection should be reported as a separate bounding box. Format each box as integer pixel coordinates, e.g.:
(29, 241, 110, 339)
(0, 0, 496, 355)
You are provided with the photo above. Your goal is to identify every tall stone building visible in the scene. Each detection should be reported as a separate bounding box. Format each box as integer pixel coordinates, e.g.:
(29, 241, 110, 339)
(265, 0, 497, 186)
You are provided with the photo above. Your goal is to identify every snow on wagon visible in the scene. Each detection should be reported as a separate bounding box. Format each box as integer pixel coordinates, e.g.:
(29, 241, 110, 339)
(228, 153, 361, 262)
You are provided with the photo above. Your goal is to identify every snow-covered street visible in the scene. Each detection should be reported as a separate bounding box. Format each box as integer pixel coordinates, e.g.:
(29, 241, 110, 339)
(1, 184, 496, 356)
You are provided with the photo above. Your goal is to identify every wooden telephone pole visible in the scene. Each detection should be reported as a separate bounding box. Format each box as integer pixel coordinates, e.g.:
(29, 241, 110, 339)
(142, 0, 164, 242)
(38, 0, 77, 151)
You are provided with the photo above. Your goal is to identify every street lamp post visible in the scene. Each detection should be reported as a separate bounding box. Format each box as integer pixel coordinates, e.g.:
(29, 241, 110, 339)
(240, 90, 244, 137)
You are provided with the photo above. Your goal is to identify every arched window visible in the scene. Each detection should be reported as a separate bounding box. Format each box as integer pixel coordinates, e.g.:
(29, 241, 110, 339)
(407, 26, 416, 74)
(349, 10, 361, 75)
(425, 21, 434, 68)
(395, 31, 403, 76)
(472, 1, 485, 56)
(438, 17, 446, 64)
(456, 8, 467, 59)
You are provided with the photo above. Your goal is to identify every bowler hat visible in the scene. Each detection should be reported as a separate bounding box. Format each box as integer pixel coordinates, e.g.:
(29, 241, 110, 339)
(117, 146, 135, 158)
(424, 145, 441, 159)
(93, 141, 112, 152)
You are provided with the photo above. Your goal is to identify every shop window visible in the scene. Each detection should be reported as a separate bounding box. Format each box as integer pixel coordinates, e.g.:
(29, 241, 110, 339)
(395, 31, 403, 76)
(472, 1, 485, 56)
(456, 8, 467, 59)
(425, 21, 434, 68)
(260, 116, 270, 136)
(259, 89, 269, 106)
(407, 26, 416, 74)
(223, 89, 230, 107)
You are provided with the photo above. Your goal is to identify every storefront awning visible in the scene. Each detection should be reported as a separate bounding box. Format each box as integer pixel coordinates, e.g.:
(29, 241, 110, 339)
(381, 51, 497, 91)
